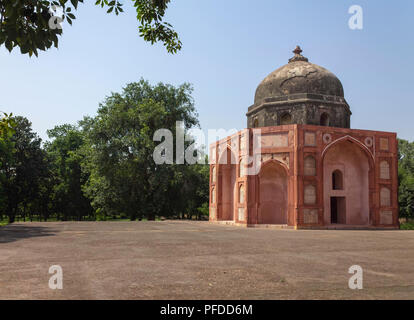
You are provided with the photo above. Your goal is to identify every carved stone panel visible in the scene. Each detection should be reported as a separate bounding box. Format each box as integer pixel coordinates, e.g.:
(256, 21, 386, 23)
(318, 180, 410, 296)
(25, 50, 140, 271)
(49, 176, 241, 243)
(380, 211, 393, 225)
(304, 132, 316, 146)
(380, 187, 391, 207)
(304, 155, 316, 176)
(304, 185, 316, 205)
(304, 209, 318, 224)
(380, 138, 389, 151)
(261, 133, 288, 148)
(380, 161, 390, 180)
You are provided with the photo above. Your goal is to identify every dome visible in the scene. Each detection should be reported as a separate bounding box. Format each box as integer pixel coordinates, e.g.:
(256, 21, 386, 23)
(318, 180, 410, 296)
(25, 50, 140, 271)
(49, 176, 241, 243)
(254, 46, 344, 105)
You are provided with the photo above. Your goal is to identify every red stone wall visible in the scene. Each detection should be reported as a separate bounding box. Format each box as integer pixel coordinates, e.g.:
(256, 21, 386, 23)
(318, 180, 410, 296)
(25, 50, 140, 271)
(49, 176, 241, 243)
(209, 124, 399, 229)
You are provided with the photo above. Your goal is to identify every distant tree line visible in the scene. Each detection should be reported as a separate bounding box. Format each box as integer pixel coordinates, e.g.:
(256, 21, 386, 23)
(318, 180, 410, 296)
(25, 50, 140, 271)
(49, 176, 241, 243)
(0, 80, 209, 223)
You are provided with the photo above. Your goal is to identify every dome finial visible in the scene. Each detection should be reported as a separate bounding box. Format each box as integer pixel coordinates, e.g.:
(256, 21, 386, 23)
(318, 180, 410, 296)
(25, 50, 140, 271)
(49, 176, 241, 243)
(293, 45, 302, 55)
(289, 45, 308, 63)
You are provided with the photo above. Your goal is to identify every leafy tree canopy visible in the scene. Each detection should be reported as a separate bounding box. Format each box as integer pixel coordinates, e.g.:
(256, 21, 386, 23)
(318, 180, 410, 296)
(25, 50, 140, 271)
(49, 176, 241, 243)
(0, 112, 16, 216)
(45, 123, 93, 221)
(81, 79, 199, 220)
(0, 112, 15, 137)
(0, 116, 49, 222)
(0, 0, 180, 57)
(398, 138, 414, 221)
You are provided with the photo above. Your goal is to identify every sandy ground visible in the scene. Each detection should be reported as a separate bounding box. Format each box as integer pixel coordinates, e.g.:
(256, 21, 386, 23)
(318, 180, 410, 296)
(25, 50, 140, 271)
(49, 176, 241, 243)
(0, 221, 413, 299)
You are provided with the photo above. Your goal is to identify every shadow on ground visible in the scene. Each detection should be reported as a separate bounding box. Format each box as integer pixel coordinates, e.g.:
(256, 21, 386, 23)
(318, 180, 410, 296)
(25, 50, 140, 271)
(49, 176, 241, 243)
(0, 224, 57, 243)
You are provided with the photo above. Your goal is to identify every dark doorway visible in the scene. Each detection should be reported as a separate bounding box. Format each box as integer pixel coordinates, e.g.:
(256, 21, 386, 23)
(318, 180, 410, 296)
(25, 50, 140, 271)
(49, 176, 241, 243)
(330, 197, 346, 224)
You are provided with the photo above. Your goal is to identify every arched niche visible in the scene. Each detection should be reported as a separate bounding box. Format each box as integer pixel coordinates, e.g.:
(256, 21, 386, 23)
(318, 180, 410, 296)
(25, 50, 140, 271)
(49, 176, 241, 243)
(280, 113, 292, 125)
(239, 184, 245, 204)
(320, 113, 330, 126)
(258, 161, 288, 224)
(332, 170, 344, 190)
(217, 148, 236, 221)
(323, 139, 372, 225)
(239, 157, 246, 177)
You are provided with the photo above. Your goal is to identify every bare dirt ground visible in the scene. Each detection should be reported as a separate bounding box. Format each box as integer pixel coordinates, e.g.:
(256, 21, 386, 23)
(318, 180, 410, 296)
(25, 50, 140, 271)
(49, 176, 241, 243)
(0, 221, 413, 299)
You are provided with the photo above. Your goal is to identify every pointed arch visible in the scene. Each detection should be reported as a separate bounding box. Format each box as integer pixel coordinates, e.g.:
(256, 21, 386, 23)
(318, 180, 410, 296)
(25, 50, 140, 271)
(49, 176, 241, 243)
(323, 137, 373, 226)
(322, 135, 374, 166)
(258, 159, 289, 176)
(258, 160, 288, 224)
(218, 145, 238, 165)
(217, 147, 237, 221)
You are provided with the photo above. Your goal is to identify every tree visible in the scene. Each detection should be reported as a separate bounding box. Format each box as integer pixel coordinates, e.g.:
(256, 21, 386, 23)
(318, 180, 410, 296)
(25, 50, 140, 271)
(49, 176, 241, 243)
(0, 112, 15, 137)
(45, 124, 93, 221)
(0, 116, 49, 223)
(177, 162, 210, 220)
(81, 79, 200, 220)
(0, 0, 181, 57)
(0, 112, 16, 221)
(398, 138, 414, 221)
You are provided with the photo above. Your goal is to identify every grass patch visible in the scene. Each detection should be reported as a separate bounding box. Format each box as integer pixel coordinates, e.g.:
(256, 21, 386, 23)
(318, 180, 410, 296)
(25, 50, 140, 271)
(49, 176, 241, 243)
(0, 219, 9, 227)
(400, 222, 414, 230)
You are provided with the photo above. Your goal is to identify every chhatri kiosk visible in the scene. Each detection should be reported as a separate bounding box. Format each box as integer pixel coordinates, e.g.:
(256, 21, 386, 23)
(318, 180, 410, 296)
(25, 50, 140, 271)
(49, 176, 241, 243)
(209, 46, 399, 229)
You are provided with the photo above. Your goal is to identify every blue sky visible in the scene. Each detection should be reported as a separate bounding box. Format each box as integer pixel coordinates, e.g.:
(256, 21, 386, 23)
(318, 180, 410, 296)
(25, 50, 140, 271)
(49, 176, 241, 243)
(1, 0, 413, 141)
